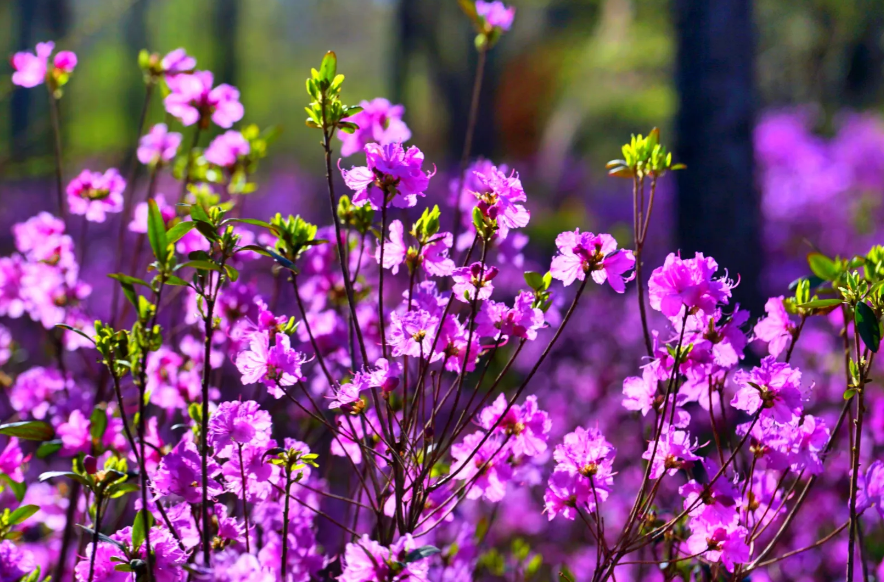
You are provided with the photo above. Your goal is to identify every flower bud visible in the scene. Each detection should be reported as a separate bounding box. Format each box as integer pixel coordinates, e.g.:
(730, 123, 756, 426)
(83, 455, 98, 475)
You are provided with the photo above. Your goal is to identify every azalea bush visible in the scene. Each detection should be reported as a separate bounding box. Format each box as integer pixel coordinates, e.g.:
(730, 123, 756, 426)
(2, 3, 884, 582)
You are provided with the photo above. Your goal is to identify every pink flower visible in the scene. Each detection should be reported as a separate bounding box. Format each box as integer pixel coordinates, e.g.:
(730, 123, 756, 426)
(549, 229, 635, 292)
(451, 262, 498, 303)
(476, 0, 516, 31)
(137, 123, 182, 166)
(754, 296, 796, 358)
(648, 252, 734, 319)
(128, 193, 175, 234)
(471, 165, 530, 239)
(376, 219, 408, 274)
(66, 168, 125, 223)
(235, 332, 307, 398)
(0, 438, 27, 482)
(204, 130, 250, 167)
(450, 432, 513, 502)
(478, 394, 551, 457)
(339, 534, 430, 582)
(544, 470, 592, 521)
(340, 142, 435, 209)
(0, 257, 25, 319)
(164, 70, 244, 128)
(208, 400, 272, 457)
(731, 356, 805, 423)
(11, 41, 54, 88)
(475, 291, 545, 342)
(161, 48, 197, 75)
(857, 460, 884, 519)
(339, 97, 412, 157)
(622, 366, 658, 416)
(153, 438, 223, 503)
(685, 524, 750, 573)
(57, 409, 91, 456)
(420, 232, 455, 277)
(53, 51, 77, 73)
(388, 309, 439, 358)
(642, 426, 702, 479)
(0, 325, 10, 366)
(12, 211, 72, 266)
(328, 373, 370, 411)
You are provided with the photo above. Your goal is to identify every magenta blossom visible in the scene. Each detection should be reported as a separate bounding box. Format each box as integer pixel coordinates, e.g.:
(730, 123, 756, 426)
(476, 0, 516, 31)
(642, 426, 702, 479)
(137, 123, 182, 166)
(545, 426, 616, 519)
(857, 460, 884, 519)
(731, 356, 805, 423)
(376, 220, 407, 274)
(685, 523, 750, 573)
(339, 97, 412, 157)
(648, 252, 734, 319)
(204, 130, 250, 168)
(153, 438, 223, 503)
(66, 168, 125, 222)
(549, 229, 635, 292)
(478, 394, 551, 457)
(340, 142, 435, 209)
(471, 165, 530, 239)
(161, 48, 197, 75)
(338, 534, 430, 582)
(164, 70, 244, 128)
(450, 432, 513, 502)
(754, 296, 796, 358)
(11, 41, 76, 88)
(208, 400, 272, 457)
(451, 262, 499, 303)
(235, 332, 306, 398)
(476, 291, 544, 341)
(388, 309, 438, 358)
(0, 438, 27, 483)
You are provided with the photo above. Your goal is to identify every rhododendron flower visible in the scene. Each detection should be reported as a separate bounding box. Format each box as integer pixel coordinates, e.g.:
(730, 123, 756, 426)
(0, 438, 26, 483)
(388, 309, 438, 358)
(328, 373, 369, 410)
(685, 524, 750, 573)
(236, 332, 307, 398)
(731, 356, 805, 423)
(129, 193, 175, 233)
(754, 296, 796, 357)
(164, 70, 244, 128)
(74, 541, 125, 582)
(153, 439, 223, 503)
(57, 409, 91, 456)
(339, 97, 412, 157)
(204, 130, 250, 167)
(137, 123, 182, 166)
(450, 432, 513, 502)
(12, 212, 72, 266)
(622, 366, 658, 416)
(0, 325, 10, 366)
(643, 426, 702, 479)
(451, 262, 498, 303)
(476, 0, 516, 31)
(648, 252, 733, 319)
(161, 48, 197, 75)
(471, 165, 530, 239)
(476, 291, 544, 341)
(12, 41, 76, 88)
(544, 470, 594, 521)
(857, 460, 884, 519)
(479, 394, 551, 457)
(0, 257, 24, 319)
(550, 229, 635, 292)
(208, 400, 272, 456)
(339, 534, 430, 582)
(340, 142, 435, 209)
(376, 220, 407, 274)
(66, 168, 125, 222)
(545, 426, 616, 519)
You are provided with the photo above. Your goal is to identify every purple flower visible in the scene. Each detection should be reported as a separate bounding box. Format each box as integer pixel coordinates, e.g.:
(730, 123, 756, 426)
(685, 524, 750, 573)
(129, 193, 175, 234)
(731, 356, 805, 423)
(204, 130, 250, 168)
(376, 219, 408, 274)
(857, 460, 884, 519)
(0, 325, 10, 367)
(221, 441, 278, 502)
(161, 48, 197, 75)
(388, 309, 438, 358)
(164, 70, 244, 128)
(642, 426, 701, 479)
(74, 539, 126, 582)
(9, 366, 67, 419)
(235, 332, 307, 398)
(208, 400, 272, 457)
(549, 229, 635, 292)
(754, 296, 796, 358)
(0, 257, 25, 319)
(470, 165, 530, 239)
(12, 211, 73, 266)
(57, 409, 91, 456)
(450, 432, 513, 502)
(153, 438, 223, 503)
(451, 262, 498, 303)
(544, 469, 592, 521)
(339, 97, 412, 158)
(622, 365, 657, 416)
(478, 394, 551, 457)
(137, 123, 182, 166)
(338, 534, 430, 582)
(0, 438, 26, 484)
(476, 0, 516, 31)
(328, 373, 370, 411)
(11, 41, 74, 88)
(475, 291, 544, 341)
(340, 142, 435, 209)
(648, 252, 733, 319)
(421, 232, 456, 277)
(545, 426, 616, 518)
(66, 168, 125, 222)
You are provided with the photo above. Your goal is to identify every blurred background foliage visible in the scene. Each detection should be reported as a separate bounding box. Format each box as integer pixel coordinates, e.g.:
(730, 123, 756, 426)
(1, 0, 884, 307)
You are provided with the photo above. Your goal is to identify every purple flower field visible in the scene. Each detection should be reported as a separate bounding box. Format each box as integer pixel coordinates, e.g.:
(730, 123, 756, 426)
(3, 3, 884, 582)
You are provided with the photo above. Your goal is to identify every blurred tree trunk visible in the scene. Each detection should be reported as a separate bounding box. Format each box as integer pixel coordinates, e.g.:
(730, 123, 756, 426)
(213, 0, 239, 86)
(674, 0, 763, 314)
(10, 0, 36, 162)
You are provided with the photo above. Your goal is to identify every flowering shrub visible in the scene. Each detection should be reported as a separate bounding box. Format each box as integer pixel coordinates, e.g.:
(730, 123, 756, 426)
(2, 4, 884, 582)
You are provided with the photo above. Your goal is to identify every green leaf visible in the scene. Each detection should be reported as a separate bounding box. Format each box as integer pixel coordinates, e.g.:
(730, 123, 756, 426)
(559, 567, 576, 582)
(147, 200, 168, 264)
(89, 407, 108, 443)
(844, 388, 857, 400)
(8, 505, 39, 525)
(855, 302, 881, 353)
(788, 275, 826, 291)
(77, 525, 127, 551)
(266, 248, 298, 273)
(189, 203, 211, 223)
(797, 298, 843, 309)
(108, 274, 150, 287)
(106, 482, 140, 499)
(0, 421, 54, 441)
(55, 324, 95, 344)
(180, 260, 221, 272)
(0, 474, 26, 502)
(166, 221, 195, 245)
(320, 51, 337, 83)
(132, 509, 155, 551)
(224, 264, 239, 282)
(807, 252, 839, 281)
(36, 440, 63, 458)
(236, 244, 273, 258)
(163, 275, 190, 287)
(523, 271, 544, 290)
(39, 471, 90, 487)
(224, 218, 277, 232)
(404, 546, 440, 563)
